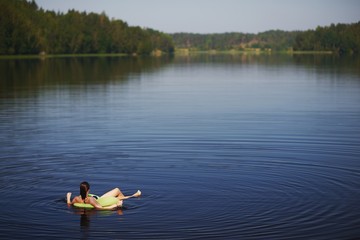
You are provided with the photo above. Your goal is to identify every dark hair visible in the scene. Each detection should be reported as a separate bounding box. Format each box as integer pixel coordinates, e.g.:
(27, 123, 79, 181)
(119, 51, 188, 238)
(80, 181, 90, 200)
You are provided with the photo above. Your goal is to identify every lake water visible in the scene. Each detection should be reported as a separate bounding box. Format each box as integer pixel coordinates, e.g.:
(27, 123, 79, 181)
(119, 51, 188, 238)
(0, 54, 359, 239)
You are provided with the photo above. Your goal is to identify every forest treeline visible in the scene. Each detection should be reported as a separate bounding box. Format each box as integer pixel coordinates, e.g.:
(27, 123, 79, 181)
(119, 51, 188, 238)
(0, 0, 174, 55)
(1, 0, 359, 55)
(172, 22, 360, 54)
(293, 23, 360, 54)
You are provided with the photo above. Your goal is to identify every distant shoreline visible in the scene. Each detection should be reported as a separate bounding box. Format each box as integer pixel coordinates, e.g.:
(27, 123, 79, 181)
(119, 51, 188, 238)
(0, 50, 337, 59)
(174, 48, 334, 55)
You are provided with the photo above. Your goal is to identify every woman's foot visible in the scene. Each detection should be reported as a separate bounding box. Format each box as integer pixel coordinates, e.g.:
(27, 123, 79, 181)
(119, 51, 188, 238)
(133, 190, 141, 197)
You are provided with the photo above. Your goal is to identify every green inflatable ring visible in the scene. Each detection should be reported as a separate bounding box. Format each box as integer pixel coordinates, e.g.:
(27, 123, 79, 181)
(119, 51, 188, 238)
(74, 194, 120, 209)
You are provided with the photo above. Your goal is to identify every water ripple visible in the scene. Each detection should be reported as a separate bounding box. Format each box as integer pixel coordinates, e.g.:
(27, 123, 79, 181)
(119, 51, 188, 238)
(1, 56, 360, 239)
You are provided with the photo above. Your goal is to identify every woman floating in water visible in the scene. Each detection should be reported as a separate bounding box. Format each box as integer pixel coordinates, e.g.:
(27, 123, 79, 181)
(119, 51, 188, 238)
(67, 181, 141, 210)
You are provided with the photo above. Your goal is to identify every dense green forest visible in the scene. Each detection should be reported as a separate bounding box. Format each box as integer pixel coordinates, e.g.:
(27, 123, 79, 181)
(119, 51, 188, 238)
(1, 0, 359, 55)
(172, 22, 360, 54)
(0, 0, 174, 55)
(293, 22, 360, 54)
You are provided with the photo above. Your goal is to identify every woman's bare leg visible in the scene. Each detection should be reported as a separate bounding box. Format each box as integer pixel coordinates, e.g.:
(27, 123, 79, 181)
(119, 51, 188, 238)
(100, 188, 141, 200)
(100, 188, 124, 198)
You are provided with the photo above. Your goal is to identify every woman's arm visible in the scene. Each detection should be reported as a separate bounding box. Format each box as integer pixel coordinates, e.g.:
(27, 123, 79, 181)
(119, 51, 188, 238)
(67, 192, 83, 205)
(67, 192, 73, 205)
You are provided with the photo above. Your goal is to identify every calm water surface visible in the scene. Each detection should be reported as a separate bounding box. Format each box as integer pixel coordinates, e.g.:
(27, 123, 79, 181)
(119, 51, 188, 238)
(0, 54, 359, 239)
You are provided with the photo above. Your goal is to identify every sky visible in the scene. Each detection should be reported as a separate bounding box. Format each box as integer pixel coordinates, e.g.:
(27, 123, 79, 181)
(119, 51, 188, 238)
(35, 0, 360, 34)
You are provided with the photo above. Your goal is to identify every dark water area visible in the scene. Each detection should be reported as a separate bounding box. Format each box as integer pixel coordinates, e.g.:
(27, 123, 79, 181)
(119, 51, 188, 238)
(0, 54, 359, 239)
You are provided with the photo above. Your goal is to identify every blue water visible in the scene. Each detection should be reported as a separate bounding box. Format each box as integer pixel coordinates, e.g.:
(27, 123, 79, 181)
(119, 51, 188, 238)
(0, 54, 359, 239)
